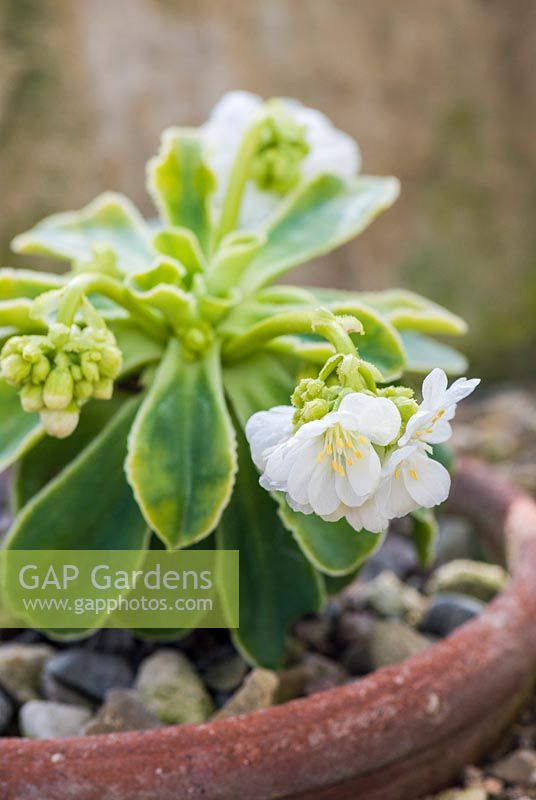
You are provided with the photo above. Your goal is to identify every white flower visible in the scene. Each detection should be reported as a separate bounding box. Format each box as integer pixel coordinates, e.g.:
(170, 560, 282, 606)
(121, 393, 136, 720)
(202, 91, 360, 229)
(245, 405, 294, 470)
(246, 392, 401, 532)
(376, 444, 451, 519)
(377, 369, 480, 519)
(399, 368, 480, 446)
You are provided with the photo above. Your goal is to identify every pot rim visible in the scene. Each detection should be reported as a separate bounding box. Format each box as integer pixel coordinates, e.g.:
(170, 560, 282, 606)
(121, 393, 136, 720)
(1, 457, 536, 800)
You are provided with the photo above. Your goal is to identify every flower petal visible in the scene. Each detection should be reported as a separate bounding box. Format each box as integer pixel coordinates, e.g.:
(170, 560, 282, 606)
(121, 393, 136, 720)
(345, 498, 389, 533)
(402, 450, 451, 509)
(344, 440, 382, 500)
(421, 368, 448, 409)
(246, 405, 294, 469)
(445, 376, 480, 405)
(307, 461, 340, 516)
(339, 393, 401, 445)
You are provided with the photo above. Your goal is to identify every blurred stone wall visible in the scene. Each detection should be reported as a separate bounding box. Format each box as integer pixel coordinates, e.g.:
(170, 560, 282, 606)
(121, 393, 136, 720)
(0, 0, 534, 380)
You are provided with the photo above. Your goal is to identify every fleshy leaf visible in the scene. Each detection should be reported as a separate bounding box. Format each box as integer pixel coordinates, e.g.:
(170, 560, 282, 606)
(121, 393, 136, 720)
(277, 496, 385, 576)
(12, 193, 154, 274)
(223, 351, 296, 425)
(147, 128, 214, 254)
(5, 397, 147, 551)
(0, 299, 46, 333)
(400, 331, 468, 375)
(4, 398, 148, 637)
(217, 425, 324, 668)
(359, 289, 467, 336)
(0, 381, 44, 474)
(0, 269, 64, 300)
(126, 339, 237, 549)
(410, 508, 438, 569)
(239, 174, 400, 293)
(220, 288, 405, 381)
(12, 393, 129, 511)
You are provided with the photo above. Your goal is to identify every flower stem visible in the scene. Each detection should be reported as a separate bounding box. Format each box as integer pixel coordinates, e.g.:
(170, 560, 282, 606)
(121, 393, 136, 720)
(58, 274, 169, 342)
(221, 309, 358, 363)
(212, 116, 266, 249)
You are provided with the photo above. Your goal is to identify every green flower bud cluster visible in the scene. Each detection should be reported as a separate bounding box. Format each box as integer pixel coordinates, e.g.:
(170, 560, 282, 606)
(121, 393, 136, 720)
(291, 377, 340, 427)
(0, 323, 122, 438)
(291, 355, 420, 434)
(378, 385, 419, 425)
(251, 108, 310, 194)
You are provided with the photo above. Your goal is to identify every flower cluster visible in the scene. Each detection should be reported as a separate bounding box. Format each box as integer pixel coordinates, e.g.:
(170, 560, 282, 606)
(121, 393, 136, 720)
(0, 322, 122, 438)
(203, 91, 360, 229)
(246, 368, 479, 533)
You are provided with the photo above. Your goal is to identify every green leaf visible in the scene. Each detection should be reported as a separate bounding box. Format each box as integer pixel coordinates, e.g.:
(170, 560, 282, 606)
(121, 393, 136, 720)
(400, 331, 468, 375)
(410, 508, 438, 569)
(12, 193, 154, 274)
(220, 288, 406, 382)
(223, 351, 296, 425)
(217, 426, 324, 668)
(0, 299, 46, 333)
(107, 319, 164, 377)
(126, 339, 237, 549)
(359, 289, 467, 336)
(147, 128, 214, 254)
(5, 397, 147, 551)
(239, 174, 399, 293)
(12, 393, 129, 511)
(0, 268, 64, 300)
(277, 496, 385, 576)
(0, 381, 44, 474)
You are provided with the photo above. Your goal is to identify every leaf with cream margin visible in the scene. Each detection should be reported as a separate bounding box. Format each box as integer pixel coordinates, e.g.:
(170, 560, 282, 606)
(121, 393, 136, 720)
(147, 128, 214, 254)
(12, 193, 154, 274)
(0, 380, 44, 474)
(238, 174, 400, 293)
(126, 339, 237, 549)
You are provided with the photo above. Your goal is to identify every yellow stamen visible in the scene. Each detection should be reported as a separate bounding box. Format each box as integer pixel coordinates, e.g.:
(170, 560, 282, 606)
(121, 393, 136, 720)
(346, 457, 353, 467)
(357, 435, 367, 445)
(353, 449, 363, 459)
(317, 451, 324, 464)
(410, 469, 418, 480)
(394, 468, 400, 480)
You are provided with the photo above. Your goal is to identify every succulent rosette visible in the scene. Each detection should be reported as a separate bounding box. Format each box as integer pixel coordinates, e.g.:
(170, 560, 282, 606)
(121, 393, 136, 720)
(0, 93, 475, 667)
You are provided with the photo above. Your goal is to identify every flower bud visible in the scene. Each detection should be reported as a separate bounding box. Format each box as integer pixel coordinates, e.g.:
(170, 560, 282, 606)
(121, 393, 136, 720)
(74, 379, 94, 403)
(43, 367, 74, 410)
(40, 405, 80, 439)
(80, 352, 100, 383)
(31, 355, 51, 384)
(299, 398, 330, 423)
(1, 354, 31, 385)
(20, 384, 44, 413)
(98, 345, 122, 378)
(92, 378, 113, 400)
(392, 396, 419, 424)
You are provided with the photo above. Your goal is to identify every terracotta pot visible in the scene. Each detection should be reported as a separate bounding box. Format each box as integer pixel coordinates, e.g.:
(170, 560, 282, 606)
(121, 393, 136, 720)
(1, 457, 536, 800)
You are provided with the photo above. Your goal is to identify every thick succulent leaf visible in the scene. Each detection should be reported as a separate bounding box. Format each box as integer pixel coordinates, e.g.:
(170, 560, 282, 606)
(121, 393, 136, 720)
(0, 381, 44, 474)
(410, 508, 438, 569)
(358, 289, 467, 336)
(223, 351, 296, 425)
(147, 128, 214, 254)
(4, 398, 148, 637)
(239, 174, 400, 293)
(400, 331, 468, 375)
(126, 339, 237, 549)
(12, 393, 130, 511)
(217, 426, 324, 668)
(0, 299, 46, 333)
(107, 318, 164, 377)
(277, 496, 385, 576)
(12, 193, 154, 273)
(5, 397, 147, 551)
(0, 268, 64, 300)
